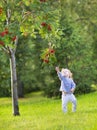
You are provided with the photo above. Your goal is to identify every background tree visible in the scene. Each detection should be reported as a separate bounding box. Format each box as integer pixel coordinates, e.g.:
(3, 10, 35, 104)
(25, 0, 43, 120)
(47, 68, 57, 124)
(0, 0, 97, 102)
(41, 0, 97, 96)
(0, 53, 10, 97)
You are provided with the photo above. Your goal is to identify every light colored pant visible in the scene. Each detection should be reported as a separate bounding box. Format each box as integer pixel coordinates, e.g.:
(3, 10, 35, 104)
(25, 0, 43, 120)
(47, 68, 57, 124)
(62, 93, 77, 113)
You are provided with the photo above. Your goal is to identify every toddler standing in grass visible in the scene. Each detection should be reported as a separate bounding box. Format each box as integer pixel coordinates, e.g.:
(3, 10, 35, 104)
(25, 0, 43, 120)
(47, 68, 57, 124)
(55, 67, 77, 113)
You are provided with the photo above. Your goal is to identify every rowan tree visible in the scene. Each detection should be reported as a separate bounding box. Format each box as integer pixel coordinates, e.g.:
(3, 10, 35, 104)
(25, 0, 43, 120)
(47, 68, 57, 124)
(0, 0, 60, 115)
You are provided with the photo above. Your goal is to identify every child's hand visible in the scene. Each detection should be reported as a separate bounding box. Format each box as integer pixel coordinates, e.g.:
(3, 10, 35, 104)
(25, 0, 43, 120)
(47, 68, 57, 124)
(70, 88, 75, 93)
(55, 67, 59, 72)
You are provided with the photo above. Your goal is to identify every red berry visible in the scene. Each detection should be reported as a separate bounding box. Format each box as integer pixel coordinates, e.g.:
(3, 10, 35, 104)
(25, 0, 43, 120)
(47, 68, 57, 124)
(41, 22, 47, 27)
(0, 41, 4, 46)
(40, 0, 46, 2)
(0, 7, 3, 15)
(43, 59, 49, 63)
(12, 36, 16, 41)
(49, 49, 55, 54)
(0, 32, 6, 37)
(45, 53, 49, 57)
(4, 29, 9, 34)
(47, 25, 52, 31)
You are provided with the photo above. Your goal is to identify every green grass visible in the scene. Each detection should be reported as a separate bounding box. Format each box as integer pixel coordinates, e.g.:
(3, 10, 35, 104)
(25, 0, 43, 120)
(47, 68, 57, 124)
(0, 91, 97, 130)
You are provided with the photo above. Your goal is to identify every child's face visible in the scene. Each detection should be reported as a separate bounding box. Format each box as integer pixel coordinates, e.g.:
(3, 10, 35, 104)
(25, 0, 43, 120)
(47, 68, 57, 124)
(61, 69, 70, 77)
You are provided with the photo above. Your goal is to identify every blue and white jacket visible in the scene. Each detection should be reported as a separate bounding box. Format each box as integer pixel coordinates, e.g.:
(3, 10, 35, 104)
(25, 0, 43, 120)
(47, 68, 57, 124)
(57, 72, 76, 93)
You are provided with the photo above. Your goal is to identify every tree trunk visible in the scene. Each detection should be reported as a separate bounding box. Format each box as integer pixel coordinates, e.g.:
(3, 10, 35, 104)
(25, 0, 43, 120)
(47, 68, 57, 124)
(18, 79, 24, 98)
(10, 51, 20, 116)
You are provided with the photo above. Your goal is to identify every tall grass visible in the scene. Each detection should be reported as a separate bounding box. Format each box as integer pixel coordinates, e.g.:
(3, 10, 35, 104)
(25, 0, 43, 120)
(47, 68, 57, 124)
(0, 91, 97, 130)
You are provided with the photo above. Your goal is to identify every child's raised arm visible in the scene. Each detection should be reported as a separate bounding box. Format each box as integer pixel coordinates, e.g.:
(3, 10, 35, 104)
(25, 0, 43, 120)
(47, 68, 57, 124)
(55, 67, 63, 80)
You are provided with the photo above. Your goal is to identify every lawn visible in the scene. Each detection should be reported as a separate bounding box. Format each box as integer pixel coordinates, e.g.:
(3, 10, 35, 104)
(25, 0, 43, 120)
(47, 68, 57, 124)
(0, 91, 97, 130)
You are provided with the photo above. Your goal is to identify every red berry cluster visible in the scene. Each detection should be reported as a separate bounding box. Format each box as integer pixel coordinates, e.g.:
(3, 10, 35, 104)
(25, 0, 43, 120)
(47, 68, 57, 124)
(40, 0, 46, 2)
(0, 29, 9, 37)
(0, 7, 3, 15)
(0, 29, 16, 46)
(43, 48, 55, 63)
(41, 22, 52, 31)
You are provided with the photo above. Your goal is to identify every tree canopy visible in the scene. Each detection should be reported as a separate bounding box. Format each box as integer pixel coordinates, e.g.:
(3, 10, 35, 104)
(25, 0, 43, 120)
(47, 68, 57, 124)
(0, 0, 97, 100)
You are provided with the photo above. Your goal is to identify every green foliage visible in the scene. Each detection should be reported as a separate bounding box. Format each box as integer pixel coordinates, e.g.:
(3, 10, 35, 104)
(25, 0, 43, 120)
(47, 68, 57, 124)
(0, 0, 97, 97)
(0, 53, 11, 97)
(16, 36, 42, 94)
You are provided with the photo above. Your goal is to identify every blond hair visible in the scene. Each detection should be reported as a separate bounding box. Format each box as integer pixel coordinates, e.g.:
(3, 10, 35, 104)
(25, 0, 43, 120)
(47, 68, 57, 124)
(61, 68, 73, 78)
